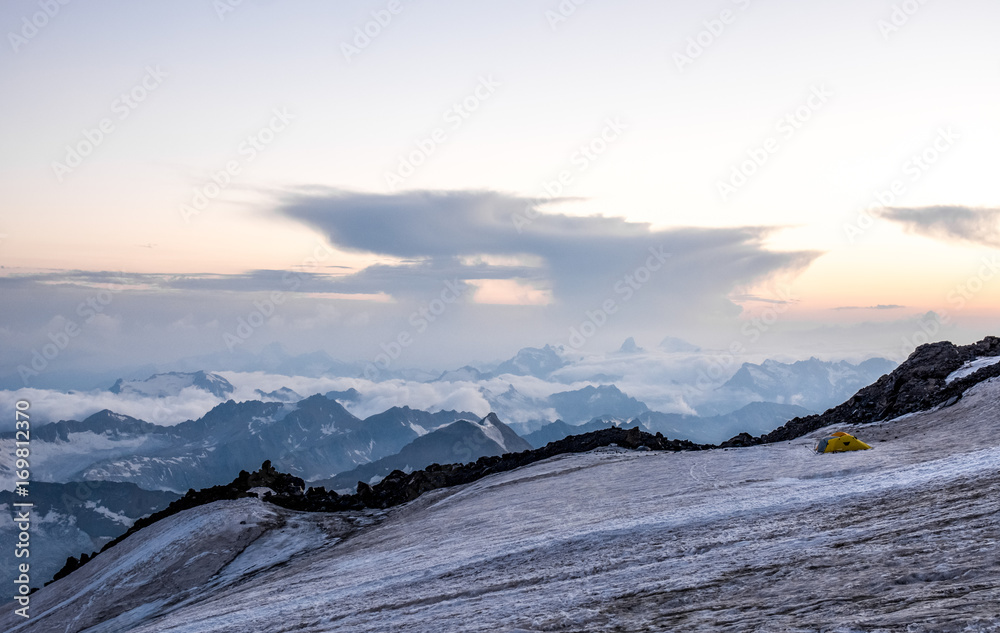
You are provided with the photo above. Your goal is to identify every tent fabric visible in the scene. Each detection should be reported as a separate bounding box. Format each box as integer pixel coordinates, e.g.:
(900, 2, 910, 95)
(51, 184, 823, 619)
(815, 432, 872, 453)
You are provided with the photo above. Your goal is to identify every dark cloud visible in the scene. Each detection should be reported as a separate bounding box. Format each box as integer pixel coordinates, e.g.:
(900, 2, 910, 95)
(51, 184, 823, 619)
(880, 206, 1000, 248)
(3, 189, 819, 315)
(0, 263, 536, 300)
(0, 189, 825, 379)
(277, 188, 819, 313)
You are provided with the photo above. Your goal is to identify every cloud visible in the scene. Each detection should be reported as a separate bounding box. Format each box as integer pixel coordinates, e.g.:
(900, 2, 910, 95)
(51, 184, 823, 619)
(0, 190, 819, 314)
(0, 373, 497, 432)
(0, 189, 823, 382)
(2, 304, 986, 434)
(880, 206, 1000, 248)
(277, 188, 819, 315)
(833, 304, 906, 311)
(0, 386, 229, 429)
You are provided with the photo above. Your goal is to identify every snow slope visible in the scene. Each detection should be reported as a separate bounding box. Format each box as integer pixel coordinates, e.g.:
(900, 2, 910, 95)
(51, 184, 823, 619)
(109, 371, 235, 398)
(6, 378, 1000, 633)
(946, 355, 1000, 383)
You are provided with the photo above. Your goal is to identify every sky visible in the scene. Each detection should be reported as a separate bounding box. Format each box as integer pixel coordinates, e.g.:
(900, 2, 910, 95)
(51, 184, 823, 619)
(1, 0, 999, 387)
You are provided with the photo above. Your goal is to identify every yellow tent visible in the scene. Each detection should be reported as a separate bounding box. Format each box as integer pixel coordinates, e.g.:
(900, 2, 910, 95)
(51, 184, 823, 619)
(815, 431, 871, 453)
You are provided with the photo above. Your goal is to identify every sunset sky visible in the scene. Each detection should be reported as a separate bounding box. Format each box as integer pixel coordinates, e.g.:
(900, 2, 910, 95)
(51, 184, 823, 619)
(1, 0, 998, 383)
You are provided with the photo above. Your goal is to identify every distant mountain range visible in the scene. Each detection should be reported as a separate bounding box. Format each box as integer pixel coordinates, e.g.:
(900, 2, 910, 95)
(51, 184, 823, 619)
(523, 417, 649, 448)
(493, 344, 568, 378)
(482, 383, 649, 432)
(318, 413, 532, 491)
(523, 401, 812, 447)
(639, 401, 815, 444)
(0, 398, 480, 492)
(658, 336, 702, 353)
(431, 345, 569, 382)
(1, 350, 897, 492)
(254, 387, 303, 402)
(464, 344, 895, 422)
(702, 356, 897, 415)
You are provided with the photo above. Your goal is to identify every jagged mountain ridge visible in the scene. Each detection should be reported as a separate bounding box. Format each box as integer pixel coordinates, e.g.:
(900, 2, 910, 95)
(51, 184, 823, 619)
(525, 401, 812, 448)
(482, 383, 649, 429)
(0, 397, 478, 492)
(253, 386, 302, 402)
(319, 412, 533, 491)
(712, 356, 897, 413)
(523, 417, 649, 449)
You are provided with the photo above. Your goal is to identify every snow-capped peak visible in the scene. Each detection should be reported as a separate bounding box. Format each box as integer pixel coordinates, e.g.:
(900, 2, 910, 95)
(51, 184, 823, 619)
(109, 371, 235, 399)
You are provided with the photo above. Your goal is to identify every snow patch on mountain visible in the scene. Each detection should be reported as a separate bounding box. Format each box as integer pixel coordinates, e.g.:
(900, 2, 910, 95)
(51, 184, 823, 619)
(408, 422, 429, 436)
(470, 415, 507, 451)
(110, 371, 235, 399)
(83, 501, 134, 527)
(946, 355, 1000, 383)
